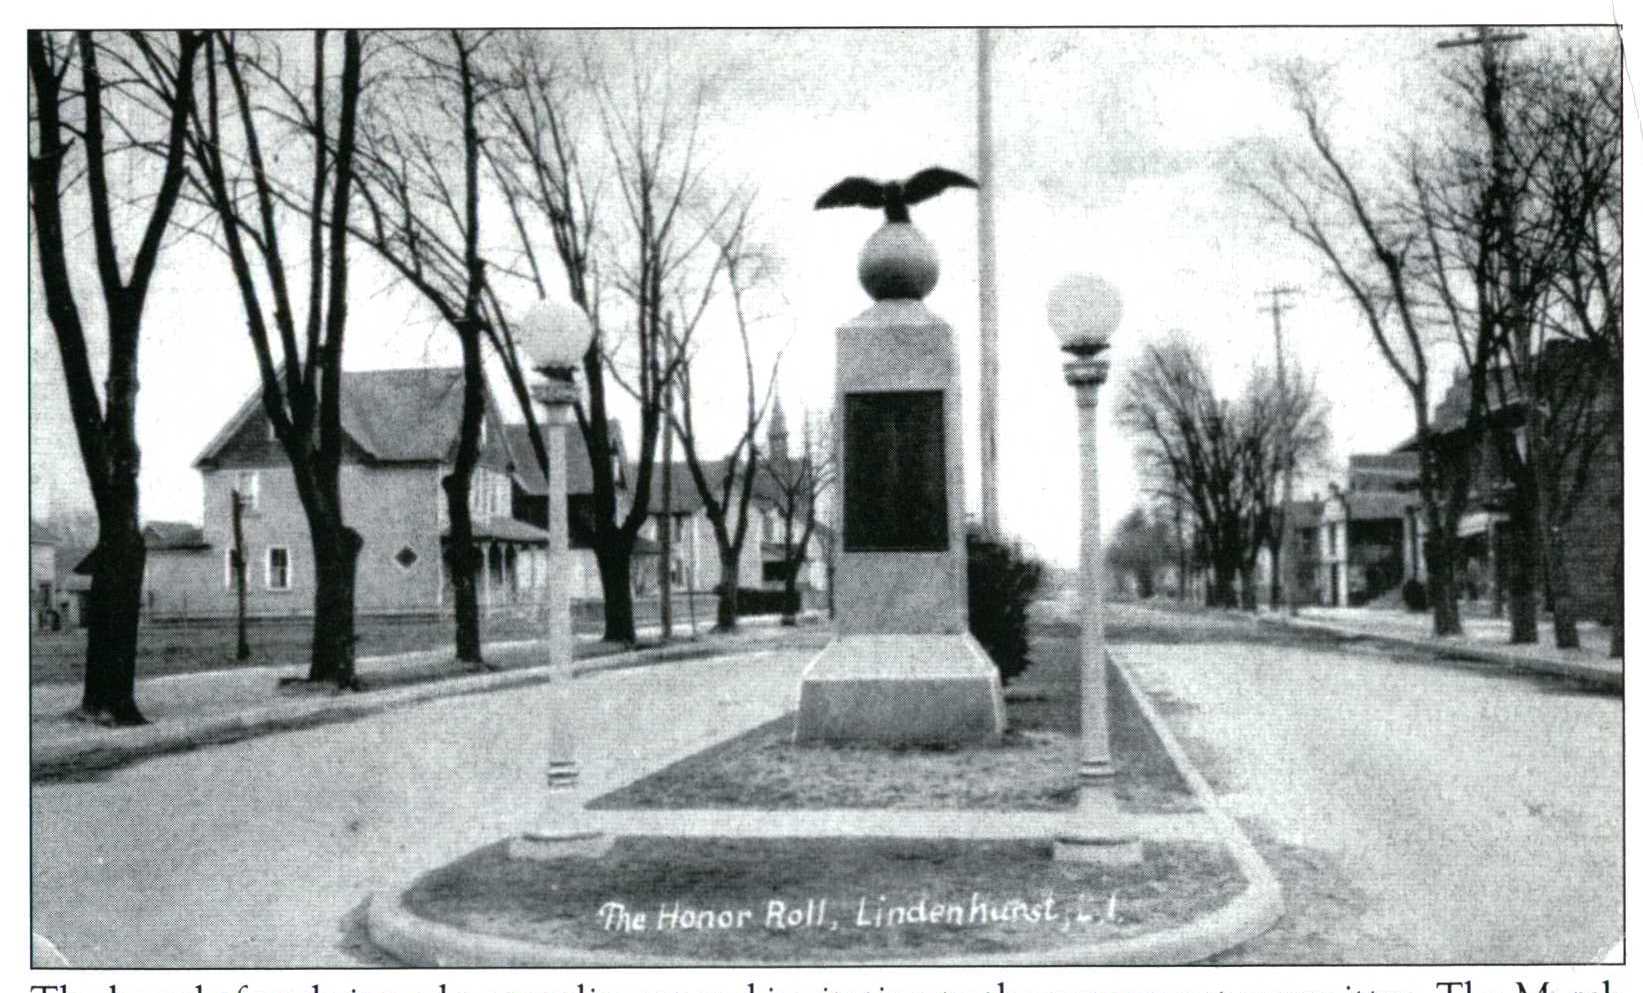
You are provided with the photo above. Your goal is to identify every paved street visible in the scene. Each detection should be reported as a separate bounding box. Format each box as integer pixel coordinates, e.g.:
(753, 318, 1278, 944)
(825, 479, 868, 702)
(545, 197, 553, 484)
(31, 647, 812, 967)
(1118, 615, 1621, 963)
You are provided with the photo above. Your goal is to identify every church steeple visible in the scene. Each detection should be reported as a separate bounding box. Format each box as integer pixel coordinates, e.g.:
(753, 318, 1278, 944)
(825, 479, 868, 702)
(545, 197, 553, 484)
(768, 388, 789, 466)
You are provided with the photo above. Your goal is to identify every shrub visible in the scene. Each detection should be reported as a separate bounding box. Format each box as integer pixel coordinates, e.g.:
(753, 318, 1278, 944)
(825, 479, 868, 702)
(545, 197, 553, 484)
(967, 527, 1046, 685)
(1401, 578, 1428, 612)
(730, 587, 795, 617)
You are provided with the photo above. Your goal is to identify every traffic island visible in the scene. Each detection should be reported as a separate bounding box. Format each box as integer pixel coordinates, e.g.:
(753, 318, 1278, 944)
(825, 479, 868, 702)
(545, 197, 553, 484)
(383, 836, 1242, 965)
(365, 636, 1285, 964)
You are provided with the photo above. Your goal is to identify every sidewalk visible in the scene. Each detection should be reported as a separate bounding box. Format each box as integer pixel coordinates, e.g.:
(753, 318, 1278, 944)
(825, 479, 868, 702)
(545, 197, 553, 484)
(31, 614, 827, 779)
(1261, 606, 1622, 690)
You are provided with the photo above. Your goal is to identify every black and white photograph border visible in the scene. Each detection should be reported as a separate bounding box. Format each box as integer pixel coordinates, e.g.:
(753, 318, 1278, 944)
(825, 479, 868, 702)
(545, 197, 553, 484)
(21, 6, 1629, 987)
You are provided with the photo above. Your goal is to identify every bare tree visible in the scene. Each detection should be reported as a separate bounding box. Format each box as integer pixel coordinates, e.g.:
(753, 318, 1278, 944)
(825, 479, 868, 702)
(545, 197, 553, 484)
(185, 29, 366, 686)
(668, 198, 783, 630)
(483, 36, 727, 644)
(29, 30, 206, 724)
(586, 52, 732, 641)
(765, 407, 837, 626)
(1238, 63, 1482, 635)
(1533, 46, 1622, 655)
(349, 30, 506, 666)
(1243, 359, 1332, 609)
(1116, 335, 1328, 610)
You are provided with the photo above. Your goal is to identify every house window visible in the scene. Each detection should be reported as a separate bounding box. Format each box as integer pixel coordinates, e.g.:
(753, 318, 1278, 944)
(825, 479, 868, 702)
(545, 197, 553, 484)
(266, 546, 291, 590)
(235, 471, 260, 512)
(395, 546, 419, 570)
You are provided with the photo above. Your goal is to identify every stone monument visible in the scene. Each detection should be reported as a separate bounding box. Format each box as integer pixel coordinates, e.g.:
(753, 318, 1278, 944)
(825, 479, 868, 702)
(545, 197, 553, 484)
(794, 169, 1005, 746)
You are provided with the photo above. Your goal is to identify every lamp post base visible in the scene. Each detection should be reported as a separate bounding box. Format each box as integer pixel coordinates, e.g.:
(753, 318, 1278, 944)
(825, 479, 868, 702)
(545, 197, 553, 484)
(1052, 834, 1143, 866)
(508, 826, 612, 861)
(1054, 784, 1142, 865)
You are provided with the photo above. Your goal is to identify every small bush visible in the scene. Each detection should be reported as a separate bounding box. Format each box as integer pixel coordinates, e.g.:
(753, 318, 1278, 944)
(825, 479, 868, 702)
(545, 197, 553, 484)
(968, 528, 1045, 685)
(1401, 578, 1428, 612)
(731, 587, 796, 617)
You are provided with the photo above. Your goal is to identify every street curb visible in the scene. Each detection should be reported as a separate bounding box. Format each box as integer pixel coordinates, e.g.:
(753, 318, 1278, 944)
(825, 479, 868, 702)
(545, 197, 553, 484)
(363, 652, 1284, 966)
(1257, 614, 1623, 691)
(31, 628, 826, 781)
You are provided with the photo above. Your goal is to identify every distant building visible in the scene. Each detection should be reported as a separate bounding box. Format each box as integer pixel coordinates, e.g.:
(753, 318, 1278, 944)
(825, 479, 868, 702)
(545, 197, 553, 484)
(1397, 346, 1621, 621)
(30, 521, 60, 628)
(640, 403, 833, 603)
(136, 367, 625, 620)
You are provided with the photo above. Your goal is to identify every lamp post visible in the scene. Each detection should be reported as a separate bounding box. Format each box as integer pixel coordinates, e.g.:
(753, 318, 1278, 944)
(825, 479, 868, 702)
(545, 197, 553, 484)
(1047, 272, 1140, 865)
(509, 298, 607, 860)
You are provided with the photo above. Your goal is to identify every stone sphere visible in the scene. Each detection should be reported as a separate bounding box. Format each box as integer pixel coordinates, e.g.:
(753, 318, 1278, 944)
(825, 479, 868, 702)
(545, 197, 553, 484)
(858, 223, 939, 301)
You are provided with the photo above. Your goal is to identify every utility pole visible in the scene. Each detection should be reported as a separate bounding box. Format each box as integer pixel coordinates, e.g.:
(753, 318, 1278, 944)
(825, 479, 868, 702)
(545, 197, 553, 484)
(976, 26, 1002, 536)
(1438, 25, 1541, 644)
(1258, 285, 1301, 616)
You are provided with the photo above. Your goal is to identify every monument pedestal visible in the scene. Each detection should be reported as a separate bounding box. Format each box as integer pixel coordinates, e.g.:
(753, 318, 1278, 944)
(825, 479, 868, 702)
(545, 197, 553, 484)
(793, 222, 1005, 747)
(794, 634, 1004, 745)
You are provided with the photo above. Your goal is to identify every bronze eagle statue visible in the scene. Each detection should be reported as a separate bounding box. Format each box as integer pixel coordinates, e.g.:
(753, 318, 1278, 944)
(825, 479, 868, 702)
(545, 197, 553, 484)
(814, 166, 979, 223)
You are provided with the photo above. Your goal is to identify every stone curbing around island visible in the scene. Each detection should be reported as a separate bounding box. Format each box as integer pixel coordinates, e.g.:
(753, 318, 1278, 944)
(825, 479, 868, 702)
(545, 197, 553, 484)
(31, 625, 825, 780)
(363, 649, 1286, 966)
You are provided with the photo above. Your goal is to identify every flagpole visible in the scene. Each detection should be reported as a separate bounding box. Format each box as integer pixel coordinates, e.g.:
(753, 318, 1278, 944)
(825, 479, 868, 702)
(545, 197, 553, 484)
(976, 26, 1001, 536)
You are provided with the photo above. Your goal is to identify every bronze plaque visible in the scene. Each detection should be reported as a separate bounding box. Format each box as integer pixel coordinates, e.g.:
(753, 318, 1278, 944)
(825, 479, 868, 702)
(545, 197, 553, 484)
(843, 390, 947, 551)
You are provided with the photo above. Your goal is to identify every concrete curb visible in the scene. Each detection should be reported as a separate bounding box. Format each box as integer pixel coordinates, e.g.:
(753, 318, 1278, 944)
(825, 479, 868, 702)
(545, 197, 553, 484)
(1257, 614, 1622, 691)
(32, 628, 826, 780)
(363, 651, 1285, 966)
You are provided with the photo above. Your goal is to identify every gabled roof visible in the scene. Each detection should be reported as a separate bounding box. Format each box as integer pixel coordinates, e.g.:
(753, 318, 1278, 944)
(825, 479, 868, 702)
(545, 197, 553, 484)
(648, 456, 802, 516)
(505, 421, 624, 498)
(1344, 490, 1419, 521)
(1347, 453, 1419, 491)
(74, 521, 210, 573)
(1283, 498, 1325, 528)
(143, 521, 209, 550)
(195, 368, 510, 468)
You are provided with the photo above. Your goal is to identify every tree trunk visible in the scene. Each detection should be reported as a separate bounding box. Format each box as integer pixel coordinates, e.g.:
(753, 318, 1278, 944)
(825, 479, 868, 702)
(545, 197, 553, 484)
(82, 515, 147, 725)
(781, 565, 801, 625)
(659, 425, 674, 640)
(309, 518, 364, 687)
(443, 474, 483, 664)
(1238, 562, 1257, 612)
(1423, 508, 1464, 637)
(1209, 555, 1238, 609)
(1542, 520, 1580, 649)
(1266, 535, 1282, 609)
(1504, 510, 1539, 645)
(1610, 536, 1623, 659)
(714, 539, 740, 631)
(595, 540, 637, 643)
(231, 489, 250, 661)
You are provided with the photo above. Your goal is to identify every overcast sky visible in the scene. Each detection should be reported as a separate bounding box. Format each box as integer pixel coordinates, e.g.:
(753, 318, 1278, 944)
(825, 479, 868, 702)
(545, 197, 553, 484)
(26, 19, 1625, 566)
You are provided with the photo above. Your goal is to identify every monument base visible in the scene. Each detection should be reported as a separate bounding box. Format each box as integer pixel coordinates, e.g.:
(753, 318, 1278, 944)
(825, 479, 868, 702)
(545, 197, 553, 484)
(793, 633, 1005, 746)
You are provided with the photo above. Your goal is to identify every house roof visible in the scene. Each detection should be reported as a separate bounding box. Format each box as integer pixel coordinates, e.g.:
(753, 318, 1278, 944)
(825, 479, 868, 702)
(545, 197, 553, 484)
(73, 522, 210, 574)
(648, 457, 797, 515)
(1284, 498, 1325, 528)
(143, 521, 209, 550)
(449, 517, 552, 545)
(504, 421, 624, 498)
(1344, 490, 1419, 521)
(1347, 453, 1419, 491)
(195, 367, 510, 468)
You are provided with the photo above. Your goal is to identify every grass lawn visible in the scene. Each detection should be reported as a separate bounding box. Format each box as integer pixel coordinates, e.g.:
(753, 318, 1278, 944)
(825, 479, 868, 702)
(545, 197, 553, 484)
(29, 592, 743, 687)
(403, 836, 1242, 962)
(588, 628, 1194, 814)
